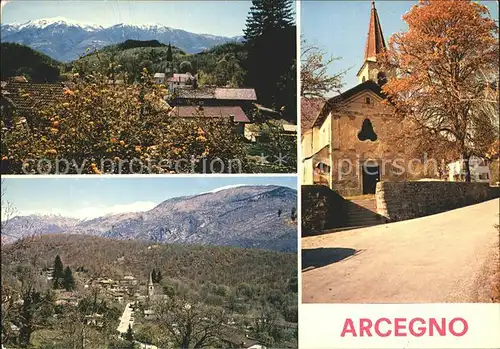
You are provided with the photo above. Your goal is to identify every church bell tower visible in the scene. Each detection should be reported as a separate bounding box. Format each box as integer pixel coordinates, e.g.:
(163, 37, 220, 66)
(148, 272, 154, 297)
(356, 1, 388, 86)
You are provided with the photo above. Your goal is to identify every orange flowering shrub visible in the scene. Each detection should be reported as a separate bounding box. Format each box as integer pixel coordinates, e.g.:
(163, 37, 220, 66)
(1, 71, 248, 174)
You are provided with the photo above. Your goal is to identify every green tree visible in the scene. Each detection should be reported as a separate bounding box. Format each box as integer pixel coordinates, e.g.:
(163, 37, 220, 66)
(52, 255, 64, 289)
(243, 0, 296, 122)
(125, 323, 134, 341)
(155, 270, 162, 283)
(62, 266, 75, 291)
(179, 60, 192, 73)
(18, 285, 43, 348)
(243, 0, 294, 41)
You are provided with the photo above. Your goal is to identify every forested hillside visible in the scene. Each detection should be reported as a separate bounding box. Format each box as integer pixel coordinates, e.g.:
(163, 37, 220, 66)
(1, 234, 298, 348)
(0, 42, 62, 82)
(67, 40, 247, 87)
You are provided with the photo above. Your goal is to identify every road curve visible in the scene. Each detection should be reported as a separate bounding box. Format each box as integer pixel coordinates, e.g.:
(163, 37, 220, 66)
(302, 198, 500, 303)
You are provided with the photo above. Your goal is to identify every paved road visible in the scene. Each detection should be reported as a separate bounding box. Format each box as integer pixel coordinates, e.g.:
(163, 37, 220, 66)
(302, 199, 500, 303)
(117, 303, 133, 334)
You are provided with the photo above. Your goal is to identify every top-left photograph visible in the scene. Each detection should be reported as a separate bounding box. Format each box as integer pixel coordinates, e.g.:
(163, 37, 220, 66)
(0, 0, 297, 174)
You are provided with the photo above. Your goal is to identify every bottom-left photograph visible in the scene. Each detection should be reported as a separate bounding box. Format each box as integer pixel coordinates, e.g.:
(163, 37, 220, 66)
(0, 176, 298, 349)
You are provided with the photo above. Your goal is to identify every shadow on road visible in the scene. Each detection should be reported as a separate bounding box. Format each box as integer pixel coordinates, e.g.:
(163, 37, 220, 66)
(302, 247, 358, 272)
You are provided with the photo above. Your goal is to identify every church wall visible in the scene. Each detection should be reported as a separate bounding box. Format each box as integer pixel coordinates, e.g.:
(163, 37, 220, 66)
(302, 129, 313, 160)
(302, 158, 314, 185)
(315, 114, 331, 153)
(329, 92, 407, 196)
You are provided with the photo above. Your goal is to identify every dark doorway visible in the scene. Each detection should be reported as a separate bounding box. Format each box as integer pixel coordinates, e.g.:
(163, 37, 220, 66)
(362, 164, 380, 194)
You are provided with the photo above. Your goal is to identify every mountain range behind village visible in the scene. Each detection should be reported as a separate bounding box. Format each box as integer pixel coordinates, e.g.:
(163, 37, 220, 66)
(0, 17, 243, 61)
(2, 185, 297, 252)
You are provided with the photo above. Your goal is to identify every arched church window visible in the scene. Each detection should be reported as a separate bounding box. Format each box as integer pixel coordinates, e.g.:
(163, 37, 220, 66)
(357, 118, 377, 141)
(362, 76, 366, 83)
(365, 97, 371, 105)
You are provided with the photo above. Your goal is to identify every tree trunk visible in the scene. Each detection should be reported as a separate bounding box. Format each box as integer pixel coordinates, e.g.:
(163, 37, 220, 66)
(463, 153, 471, 182)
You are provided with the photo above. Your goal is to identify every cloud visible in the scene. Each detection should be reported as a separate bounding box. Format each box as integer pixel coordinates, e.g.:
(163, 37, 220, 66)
(17, 201, 158, 220)
(197, 184, 270, 195)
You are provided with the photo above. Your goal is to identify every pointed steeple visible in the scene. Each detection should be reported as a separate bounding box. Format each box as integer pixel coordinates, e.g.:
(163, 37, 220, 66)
(357, 1, 389, 85)
(148, 271, 154, 297)
(363, 1, 386, 62)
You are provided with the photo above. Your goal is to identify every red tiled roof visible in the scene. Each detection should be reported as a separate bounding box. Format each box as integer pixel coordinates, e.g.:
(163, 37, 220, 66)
(214, 88, 257, 101)
(1, 82, 66, 114)
(171, 106, 250, 123)
(167, 73, 193, 83)
(174, 87, 257, 101)
(364, 1, 386, 62)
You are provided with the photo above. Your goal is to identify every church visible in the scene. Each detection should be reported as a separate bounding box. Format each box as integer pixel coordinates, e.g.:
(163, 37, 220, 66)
(302, 1, 407, 197)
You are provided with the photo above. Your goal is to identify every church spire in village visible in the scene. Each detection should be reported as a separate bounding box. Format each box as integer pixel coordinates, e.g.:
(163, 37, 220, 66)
(356, 1, 388, 85)
(364, 1, 386, 62)
(148, 271, 154, 297)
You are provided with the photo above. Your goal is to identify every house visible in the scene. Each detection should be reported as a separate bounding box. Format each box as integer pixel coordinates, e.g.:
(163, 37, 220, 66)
(154, 73, 166, 84)
(121, 275, 138, 286)
(170, 105, 250, 134)
(55, 291, 78, 306)
(448, 156, 491, 183)
(301, 1, 406, 196)
(167, 72, 195, 90)
(143, 309, 156, 321)
(171, 86, 257, 108)
(1, 81, 66, 127)
(41, 267, 55, 280)
(168, 86, 257, 133)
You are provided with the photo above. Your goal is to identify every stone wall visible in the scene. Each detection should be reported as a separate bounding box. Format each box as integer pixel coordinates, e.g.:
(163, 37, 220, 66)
(376, 181, 500, 222)
(301, 185, 347, 235)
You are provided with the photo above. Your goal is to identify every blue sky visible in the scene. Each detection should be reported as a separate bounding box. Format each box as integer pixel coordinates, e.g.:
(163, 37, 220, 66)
(2, 176, 297, 219)
(301, 0, 499, 91)
(1, 0, 255, 36)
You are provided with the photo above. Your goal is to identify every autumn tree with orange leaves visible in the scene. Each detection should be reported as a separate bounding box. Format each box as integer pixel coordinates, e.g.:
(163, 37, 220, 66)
(381, 0, 499, 181)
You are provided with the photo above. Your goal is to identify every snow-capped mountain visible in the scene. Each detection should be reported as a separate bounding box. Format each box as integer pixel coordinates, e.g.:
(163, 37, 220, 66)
(1, 186, 297, 252)
(0, 17, 243, 61)
(11, 17, 104, 31)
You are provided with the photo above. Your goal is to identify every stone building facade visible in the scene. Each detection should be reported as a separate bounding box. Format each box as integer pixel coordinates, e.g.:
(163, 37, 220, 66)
(302, 1, 407, 196)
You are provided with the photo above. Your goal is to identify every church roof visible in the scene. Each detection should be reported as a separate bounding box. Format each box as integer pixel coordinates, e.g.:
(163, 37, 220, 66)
(364, 1, 386, 62)
(312, 80, 386, 128)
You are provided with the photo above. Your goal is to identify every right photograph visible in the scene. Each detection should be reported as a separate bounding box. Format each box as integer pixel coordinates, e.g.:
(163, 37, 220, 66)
(300, 1, 499, 303)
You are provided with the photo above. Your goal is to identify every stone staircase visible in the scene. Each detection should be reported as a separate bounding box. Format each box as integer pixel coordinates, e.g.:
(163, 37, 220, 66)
(343, 197, 386, 228)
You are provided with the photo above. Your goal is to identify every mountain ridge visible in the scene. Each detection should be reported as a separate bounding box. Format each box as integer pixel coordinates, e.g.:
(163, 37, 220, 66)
(2, 185, 297, 252)
(1, 17, 244, 61)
